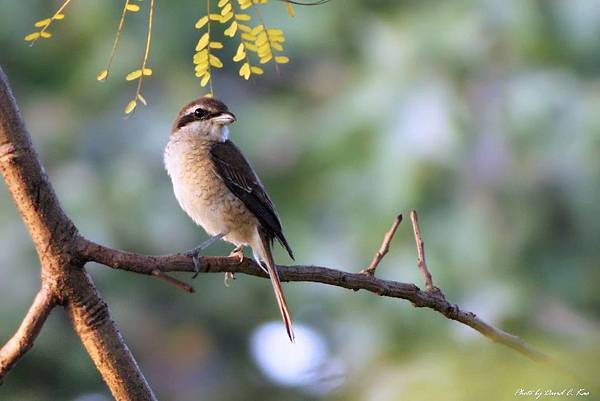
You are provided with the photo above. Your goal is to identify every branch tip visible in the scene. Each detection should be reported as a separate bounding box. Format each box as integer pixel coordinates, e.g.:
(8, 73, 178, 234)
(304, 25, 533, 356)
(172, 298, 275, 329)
(361, 213, 403, 276)
(0, 286, 56, 382)
(409, 210, 435, 292)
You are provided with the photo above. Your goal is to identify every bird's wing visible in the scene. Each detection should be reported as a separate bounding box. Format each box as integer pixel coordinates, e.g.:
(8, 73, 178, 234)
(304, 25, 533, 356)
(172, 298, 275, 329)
(210, 140, 294, 259)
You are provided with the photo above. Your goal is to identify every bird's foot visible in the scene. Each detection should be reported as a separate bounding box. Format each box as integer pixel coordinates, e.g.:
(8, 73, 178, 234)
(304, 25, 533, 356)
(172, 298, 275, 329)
(224, 272, 235, 287)
(188, 233, 226, 279)
(223, 246, 243, 287)
(229, 246, 244, 264)
(191, 249, 201, 279)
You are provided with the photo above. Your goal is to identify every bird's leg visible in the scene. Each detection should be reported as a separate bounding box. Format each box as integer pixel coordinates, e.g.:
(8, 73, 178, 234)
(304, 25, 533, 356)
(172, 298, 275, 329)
(224, 245, 244, 287)
(189, 233, 225, 279)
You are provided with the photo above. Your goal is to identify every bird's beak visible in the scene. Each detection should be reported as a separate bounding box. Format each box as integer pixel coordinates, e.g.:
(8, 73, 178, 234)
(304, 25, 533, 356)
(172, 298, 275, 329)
(211, 111, 236, 126)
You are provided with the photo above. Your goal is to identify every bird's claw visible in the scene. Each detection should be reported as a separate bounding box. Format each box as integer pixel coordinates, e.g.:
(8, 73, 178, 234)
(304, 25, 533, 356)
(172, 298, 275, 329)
(187, 233, 226, 279)
(224, 272, 235, 287)
(191, 250, 201, 279)
(229, 246, 244, 264)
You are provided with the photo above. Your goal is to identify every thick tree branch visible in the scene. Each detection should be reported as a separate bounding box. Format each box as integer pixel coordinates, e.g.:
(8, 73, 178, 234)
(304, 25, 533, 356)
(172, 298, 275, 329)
(77, 237, 559, 368)
(0, 66, 157, 400)
(0, 285, 56, 383)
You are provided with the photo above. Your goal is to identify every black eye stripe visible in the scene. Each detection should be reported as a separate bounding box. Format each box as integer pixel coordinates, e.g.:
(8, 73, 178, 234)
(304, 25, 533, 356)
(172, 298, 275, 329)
(176, 113, 196, 129)
(176, 108, 227, 130)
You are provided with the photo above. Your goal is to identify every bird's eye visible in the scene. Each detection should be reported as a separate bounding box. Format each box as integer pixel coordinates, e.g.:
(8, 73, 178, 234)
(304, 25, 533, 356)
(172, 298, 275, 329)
(194, 108, 207, 119)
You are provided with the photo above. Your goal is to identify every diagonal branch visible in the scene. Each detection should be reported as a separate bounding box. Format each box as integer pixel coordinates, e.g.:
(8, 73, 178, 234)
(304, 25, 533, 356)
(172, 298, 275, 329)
(410, 210, 435, 292)
(361, 214, 402, 276)
(0, 285, 56, 383)
(77, 237, 562, 370)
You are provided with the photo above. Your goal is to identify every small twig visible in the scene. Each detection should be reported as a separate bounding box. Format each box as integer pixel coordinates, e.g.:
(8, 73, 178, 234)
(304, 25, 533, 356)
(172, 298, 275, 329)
(0, 285, 56, 383)
(151, 270, 194, 293)
(410, 210, 435, 292)
(361, 214, 402, 276)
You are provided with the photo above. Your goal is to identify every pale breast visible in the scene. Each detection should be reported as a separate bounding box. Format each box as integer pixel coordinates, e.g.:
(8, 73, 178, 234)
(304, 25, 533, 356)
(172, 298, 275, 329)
(164, 136, 257, 243)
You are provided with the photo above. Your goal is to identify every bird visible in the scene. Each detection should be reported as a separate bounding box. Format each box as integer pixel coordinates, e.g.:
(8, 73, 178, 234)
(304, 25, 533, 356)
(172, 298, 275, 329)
(164, 96, 295, 342)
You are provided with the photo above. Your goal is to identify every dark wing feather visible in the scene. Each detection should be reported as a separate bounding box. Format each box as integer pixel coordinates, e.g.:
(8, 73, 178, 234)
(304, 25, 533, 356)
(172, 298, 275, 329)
(210, 140, 294, 259)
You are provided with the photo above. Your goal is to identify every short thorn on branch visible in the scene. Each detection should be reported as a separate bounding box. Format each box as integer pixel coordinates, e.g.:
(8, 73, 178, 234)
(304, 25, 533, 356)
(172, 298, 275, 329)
(361, 214, 403, 276)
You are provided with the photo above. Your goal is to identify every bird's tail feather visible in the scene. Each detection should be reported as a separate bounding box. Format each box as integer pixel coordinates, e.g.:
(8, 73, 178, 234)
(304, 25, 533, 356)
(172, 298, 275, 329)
(256, 229, 295, 343)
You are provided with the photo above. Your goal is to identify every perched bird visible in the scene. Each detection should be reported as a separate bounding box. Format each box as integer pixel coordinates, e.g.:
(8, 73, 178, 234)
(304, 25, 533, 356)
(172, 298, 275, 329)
(164, 97, 295, 342)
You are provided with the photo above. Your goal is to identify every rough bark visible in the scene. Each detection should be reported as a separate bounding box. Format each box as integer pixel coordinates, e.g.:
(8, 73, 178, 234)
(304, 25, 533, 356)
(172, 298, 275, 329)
(0, 66, 157, 400)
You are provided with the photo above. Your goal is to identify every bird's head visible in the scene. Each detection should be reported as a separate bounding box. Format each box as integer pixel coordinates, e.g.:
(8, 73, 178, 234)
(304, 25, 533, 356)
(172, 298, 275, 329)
(171, 97, 236, 142)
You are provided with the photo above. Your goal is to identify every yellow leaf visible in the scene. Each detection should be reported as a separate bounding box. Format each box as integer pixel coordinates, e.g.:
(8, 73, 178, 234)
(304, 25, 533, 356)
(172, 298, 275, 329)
(137, 93, 148, 106)
(239, 62, 251, 80)
(218, 0, 229, 7)
(235, 14, 251, 21)
(124, 100, 137, 114)
(286, 1, 296, 17)
(209, 13, 222, 21)
(268, 28, 284, 37)
(244, 43, 258, 52)
(24, 32, 40, 41)
(200, 73, 211, 87)
(193, 50, 208, 63)
(209, 54, 223, 68)
(195, 16, 209, 29)
(142, 68, 153, 76)
(126, 70, 142, 81)
(251, 24, 264, 35)
(195, 32, 210, 51)
(233, 43, 246, 62)
(53, 13, 65, 20)
(238, 0, 251, 10)
(270, 35, 285, 43)
(241, 33, 255, 41)
(221, 12, 233, 23)
(209, 41, 224, 49)
(259, 55, 272, 64)
(126, 4, 140, 12)
(274, 56, 289, 64)
(96, 69, 109, 81)
(250, 66, 263, 75)
(271, 42, 283, 51)
(221, 3, 232, 16)
(34, 18, 52, 28)
(224, 21, 238, 37)
(195, 63, 209, 74)
(205, 92, 213, 98)
(256, 34, 268, 47)
(238, 24, 251, 33)
(40, 31, 52, 39)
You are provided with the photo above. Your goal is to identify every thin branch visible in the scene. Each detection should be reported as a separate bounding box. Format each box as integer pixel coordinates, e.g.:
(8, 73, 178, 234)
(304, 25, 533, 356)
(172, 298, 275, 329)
(77, 237, 561, 369)
(0, 286, 56, 383)
(361, 214, 402, 276)
(410, 210, 435, 292)
(152, 269, 194, 293)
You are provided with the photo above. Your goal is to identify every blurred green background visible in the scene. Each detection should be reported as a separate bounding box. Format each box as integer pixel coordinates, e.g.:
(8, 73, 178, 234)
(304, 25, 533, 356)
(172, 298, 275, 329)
(1, 0, 599, 400)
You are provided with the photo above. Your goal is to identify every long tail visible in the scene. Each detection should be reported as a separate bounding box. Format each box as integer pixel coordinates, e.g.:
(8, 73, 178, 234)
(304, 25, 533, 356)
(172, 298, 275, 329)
(256, 229, 295, 343)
